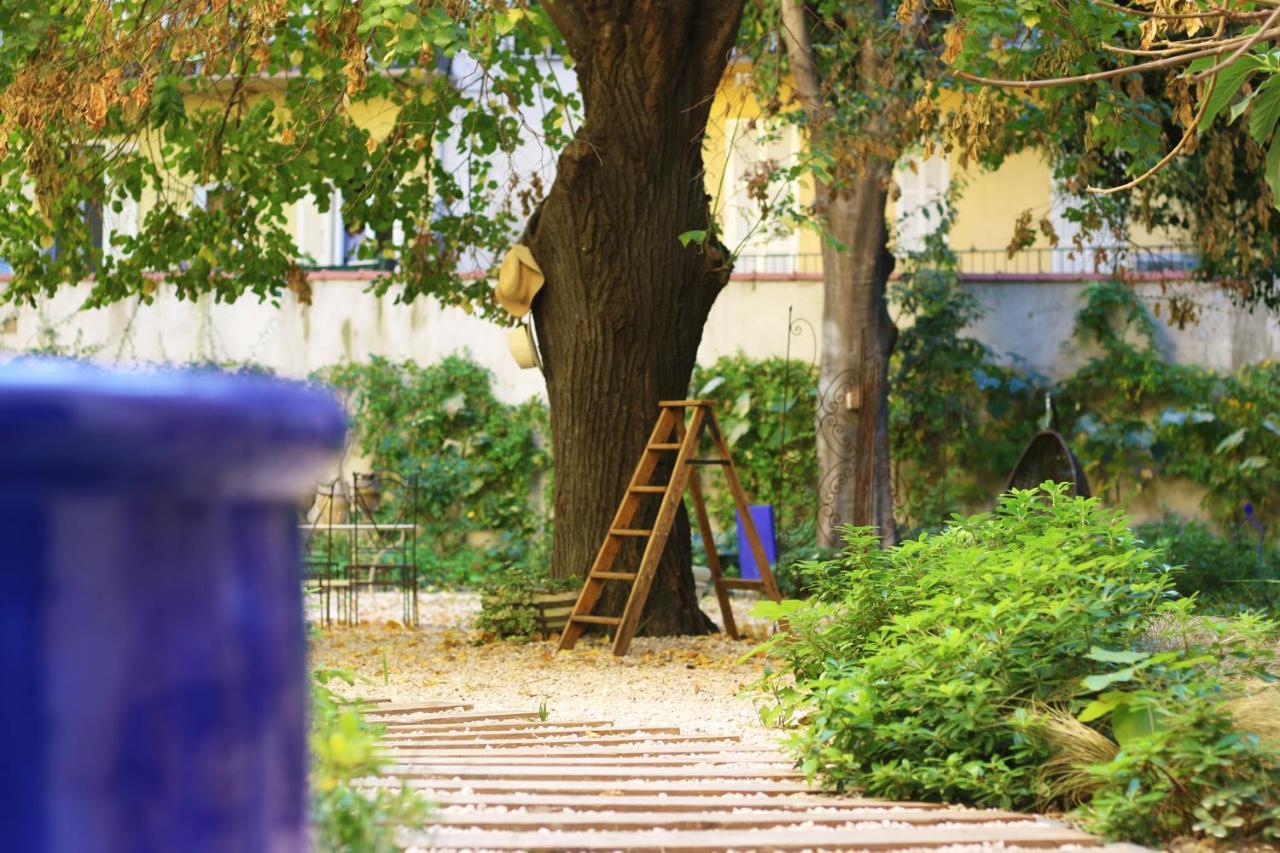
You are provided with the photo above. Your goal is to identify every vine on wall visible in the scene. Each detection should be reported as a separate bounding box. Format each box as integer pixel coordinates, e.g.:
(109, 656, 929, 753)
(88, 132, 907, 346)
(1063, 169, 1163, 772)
(316, 355, 551, 586)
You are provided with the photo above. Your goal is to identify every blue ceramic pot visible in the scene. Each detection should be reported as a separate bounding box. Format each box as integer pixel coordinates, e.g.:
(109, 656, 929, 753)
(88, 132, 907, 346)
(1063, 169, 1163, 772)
(0, 361, 346, 853)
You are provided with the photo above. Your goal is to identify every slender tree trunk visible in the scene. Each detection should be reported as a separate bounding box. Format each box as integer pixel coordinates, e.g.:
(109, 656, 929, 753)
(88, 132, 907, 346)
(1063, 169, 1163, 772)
(526, 1, 743, 634)
(814, 180, 898, 548)
(779, 0, 898, 549)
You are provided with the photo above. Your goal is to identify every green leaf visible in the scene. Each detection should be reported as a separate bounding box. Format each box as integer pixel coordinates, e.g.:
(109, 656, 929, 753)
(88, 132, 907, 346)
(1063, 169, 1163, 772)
(1248, 75, 1280, 143)
(677, 230, 707, 247)
(1239, 455, 1269, 471)
(1215, 428, 1247, 454)
(1082, 667, 1139, 691)
(1197, 55, 1264, 132)
(1230, 88, 1260, 124)
(1267, 136, 1280, 208)
(697, 375, 725, 396)
(1086, 647, 1150, 664)
(749, 599, 806, 620)
(1078, 697, 1118, 723)
(1111, 702, 1164, 746)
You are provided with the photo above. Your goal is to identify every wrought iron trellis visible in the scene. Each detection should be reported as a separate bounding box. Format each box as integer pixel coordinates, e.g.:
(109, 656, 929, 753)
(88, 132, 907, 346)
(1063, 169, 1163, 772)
(302, 472, 420, 627)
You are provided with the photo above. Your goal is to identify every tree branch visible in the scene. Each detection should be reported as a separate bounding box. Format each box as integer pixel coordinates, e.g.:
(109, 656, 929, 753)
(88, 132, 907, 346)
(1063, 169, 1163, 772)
(543, 0, 591, 60)
(689, 0, 750, 98)
(779, 0, 820, 103)
(954, 28, 1280, 89)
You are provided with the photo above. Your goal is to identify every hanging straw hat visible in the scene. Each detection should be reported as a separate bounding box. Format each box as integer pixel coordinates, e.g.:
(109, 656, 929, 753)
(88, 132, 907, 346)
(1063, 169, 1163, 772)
(495, 244, 544, 318)
(507, 323, 543, 371)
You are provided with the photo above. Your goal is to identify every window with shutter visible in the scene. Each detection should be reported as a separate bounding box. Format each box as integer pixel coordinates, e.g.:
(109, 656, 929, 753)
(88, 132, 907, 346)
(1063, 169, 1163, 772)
(894, 153, 949, 255)
(1049, 183, 1120, 274)
(723, 119, 799, 274)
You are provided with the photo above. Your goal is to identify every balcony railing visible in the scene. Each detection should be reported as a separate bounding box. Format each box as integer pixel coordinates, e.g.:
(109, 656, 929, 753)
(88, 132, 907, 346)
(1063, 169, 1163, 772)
(298, 244, 1199, 282)
(731, 245, 1198, 280)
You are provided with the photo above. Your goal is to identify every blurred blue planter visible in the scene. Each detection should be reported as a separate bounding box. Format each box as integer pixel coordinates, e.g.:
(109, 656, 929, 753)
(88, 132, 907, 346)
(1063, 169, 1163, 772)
(0, 361, 345, 853)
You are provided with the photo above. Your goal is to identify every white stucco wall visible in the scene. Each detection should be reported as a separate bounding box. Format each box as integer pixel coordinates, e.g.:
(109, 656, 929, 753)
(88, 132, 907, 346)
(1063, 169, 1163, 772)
(2, 276, 1276, 405)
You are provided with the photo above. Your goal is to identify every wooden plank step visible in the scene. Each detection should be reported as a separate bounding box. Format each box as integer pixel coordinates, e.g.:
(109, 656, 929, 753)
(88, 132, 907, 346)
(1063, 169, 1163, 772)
(571, 614, 621, 626)
(416, 793, 948, 812)
(658, 400, 714, 407)
(647, 443, 683, 450)
(381, 764, 804, 780)
(435, 808, 1037, 831)
(590, 571, 637, 581)
(608, 528, 651, 537)
(719, 578, 767, 591)
(380, 742, 754, 756)
(381, 753, 791, 767)
(407, 824, 1097, 851)
(380, 726, 681, 741)
(378, 720, 616, 734)
(379, 710, 541, 727)
(381, 733, 728, 747)
(628, 485, 666, 494)
(365, 778, 814, 795)
(362, 702, 472, 716)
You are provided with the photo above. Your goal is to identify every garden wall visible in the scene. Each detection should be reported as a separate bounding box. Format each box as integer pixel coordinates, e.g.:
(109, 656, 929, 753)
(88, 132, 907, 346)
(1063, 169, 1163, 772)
(2, 274, 1276, 399)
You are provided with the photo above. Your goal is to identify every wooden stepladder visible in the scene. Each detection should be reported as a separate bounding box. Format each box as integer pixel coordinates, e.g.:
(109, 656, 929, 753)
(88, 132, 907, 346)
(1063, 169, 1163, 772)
(558, 400, 782, 657)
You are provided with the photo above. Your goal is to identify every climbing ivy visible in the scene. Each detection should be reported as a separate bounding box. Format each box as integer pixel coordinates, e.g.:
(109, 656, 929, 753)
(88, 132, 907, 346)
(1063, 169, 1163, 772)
(688, 356, 819, 551)
(888, 208, 1041, 532)
(1058, 281, 1280, 529)
(316, 355, 550, 585)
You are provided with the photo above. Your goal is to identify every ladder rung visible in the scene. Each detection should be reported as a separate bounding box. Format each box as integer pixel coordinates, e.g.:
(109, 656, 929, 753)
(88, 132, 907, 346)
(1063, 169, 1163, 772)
(629, 485, 666, 494)
(647, 443, 682, 450)
(719, 578, 767, 590)
(658, 399, 715, 407)
(591, 571, 638, 581)
(571, 614, 621, 625)
(610, 528, 652, 537)
(687, 458, 729, 466)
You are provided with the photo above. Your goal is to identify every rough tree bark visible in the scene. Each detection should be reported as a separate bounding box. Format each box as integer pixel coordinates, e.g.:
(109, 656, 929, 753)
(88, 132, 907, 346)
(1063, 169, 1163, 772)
(525, 0, 745, 634)
(780, 0, 899, 549)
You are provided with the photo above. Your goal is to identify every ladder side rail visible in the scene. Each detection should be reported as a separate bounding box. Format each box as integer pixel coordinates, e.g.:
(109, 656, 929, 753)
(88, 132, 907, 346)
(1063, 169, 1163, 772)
(675, 411, 740, 640)
(704, 406, 783, 602)
(558, 408, 680, 650)
(611, 406, 706, 656)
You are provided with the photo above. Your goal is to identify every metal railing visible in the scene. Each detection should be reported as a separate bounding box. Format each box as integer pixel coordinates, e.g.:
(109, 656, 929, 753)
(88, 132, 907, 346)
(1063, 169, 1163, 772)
(300, 245, 1199, 281)
(730, 245, 1199, 280)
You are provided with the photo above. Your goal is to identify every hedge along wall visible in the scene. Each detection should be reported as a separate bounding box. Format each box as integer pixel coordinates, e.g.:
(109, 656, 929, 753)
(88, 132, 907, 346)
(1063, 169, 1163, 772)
(315, 277, 1280, 591)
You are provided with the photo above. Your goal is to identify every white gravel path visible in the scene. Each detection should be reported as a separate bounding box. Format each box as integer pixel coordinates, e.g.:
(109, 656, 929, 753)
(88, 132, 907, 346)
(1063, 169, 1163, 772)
(309, 590, 784, 749)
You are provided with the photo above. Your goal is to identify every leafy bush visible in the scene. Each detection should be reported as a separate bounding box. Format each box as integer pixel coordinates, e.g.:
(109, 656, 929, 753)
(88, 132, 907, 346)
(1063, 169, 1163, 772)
(1068, 615, 1280, 841)
(889, 205, 1041, 531)
(689, 356, 818, 544)
(1135, 516, 1280, 612)
(317, 355, 551, 587)
(752, 484, 1280, 845)
(475, 560, 579, 642)
(310, 669, 429, 851)
(1058, 280, 1280, 528)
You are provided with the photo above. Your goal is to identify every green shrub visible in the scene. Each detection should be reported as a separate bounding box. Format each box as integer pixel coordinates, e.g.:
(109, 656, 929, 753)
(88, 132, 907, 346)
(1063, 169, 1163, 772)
(689, 356, 818, 545)
(752, 483, 1280, 845)
(1071, 619, 1280, 840)
(310, 669, 429, 851)
(475, 561, 579, 642)
(316, 355, 551, 587)
(1135, 516, 1280, 612)
(1058, 281, 1280, 528)
(889, 210, 1041, 531)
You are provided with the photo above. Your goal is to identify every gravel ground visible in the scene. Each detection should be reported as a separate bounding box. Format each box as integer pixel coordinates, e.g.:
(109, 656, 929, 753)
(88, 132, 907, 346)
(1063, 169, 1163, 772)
(308, 590, 784, 748)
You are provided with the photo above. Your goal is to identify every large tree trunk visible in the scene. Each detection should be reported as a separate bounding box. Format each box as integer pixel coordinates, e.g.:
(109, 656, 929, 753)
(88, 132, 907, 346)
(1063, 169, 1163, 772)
(814, 180, 898, 549)
(526, 1, 743, 635)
